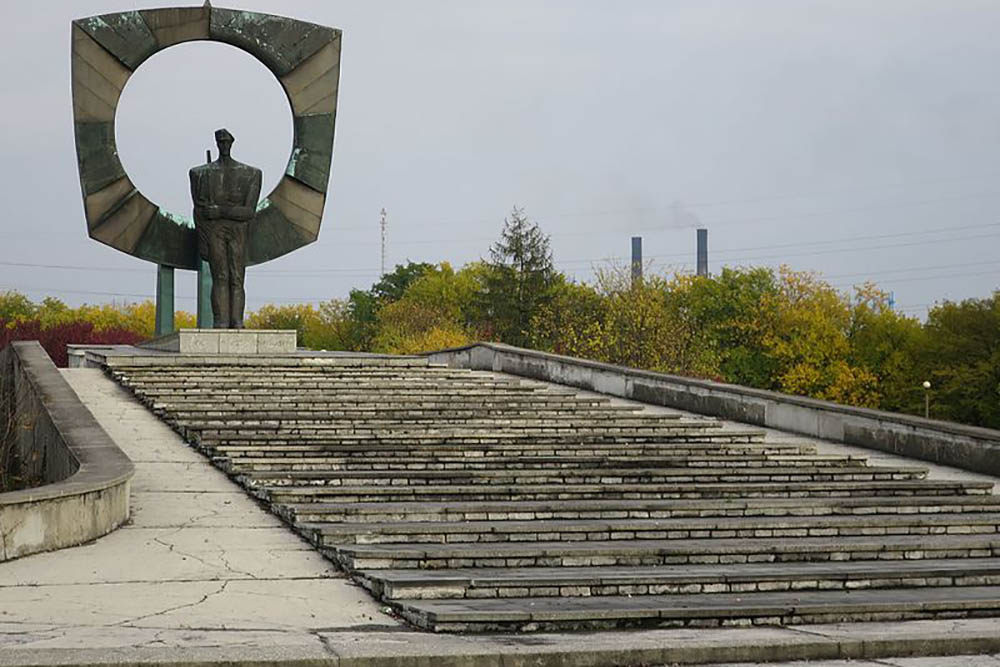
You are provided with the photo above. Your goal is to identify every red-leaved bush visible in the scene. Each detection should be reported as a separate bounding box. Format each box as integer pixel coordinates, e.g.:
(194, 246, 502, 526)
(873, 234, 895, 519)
(0, 319, 145, 367)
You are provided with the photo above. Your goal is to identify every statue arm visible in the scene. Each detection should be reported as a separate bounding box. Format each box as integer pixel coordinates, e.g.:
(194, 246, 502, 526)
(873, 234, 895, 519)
(220, 170, 262, 222)
(190, 169, 219, 218)
(189, 170, 203, 209)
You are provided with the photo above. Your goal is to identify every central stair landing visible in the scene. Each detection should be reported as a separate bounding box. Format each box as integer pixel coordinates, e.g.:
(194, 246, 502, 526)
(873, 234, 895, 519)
(104, 355, 1000, 632)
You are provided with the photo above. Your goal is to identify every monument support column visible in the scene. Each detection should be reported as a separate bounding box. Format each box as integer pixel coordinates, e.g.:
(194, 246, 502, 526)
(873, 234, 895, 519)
(154, 265, 175, 337)
(197, 258, 214, 329)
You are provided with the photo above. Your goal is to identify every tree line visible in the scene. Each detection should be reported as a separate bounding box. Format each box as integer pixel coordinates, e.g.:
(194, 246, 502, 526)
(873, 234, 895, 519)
(1, 207, 997, 429)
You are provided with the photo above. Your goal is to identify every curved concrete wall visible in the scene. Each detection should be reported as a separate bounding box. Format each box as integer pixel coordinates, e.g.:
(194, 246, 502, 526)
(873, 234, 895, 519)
(428, 342, 1000, 479)
(0, 341, 133, 562)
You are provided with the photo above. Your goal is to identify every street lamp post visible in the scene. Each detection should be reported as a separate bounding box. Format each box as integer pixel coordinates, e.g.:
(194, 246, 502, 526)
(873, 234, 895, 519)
(922, 381, 931, 419)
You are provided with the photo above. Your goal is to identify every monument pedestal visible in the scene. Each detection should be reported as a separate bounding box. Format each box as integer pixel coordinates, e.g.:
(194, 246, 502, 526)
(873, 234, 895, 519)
(138, 329, 297, 355)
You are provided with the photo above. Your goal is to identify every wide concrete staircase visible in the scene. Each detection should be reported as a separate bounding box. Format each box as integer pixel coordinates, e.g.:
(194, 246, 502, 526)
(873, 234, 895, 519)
(105, 356, 1000, 632)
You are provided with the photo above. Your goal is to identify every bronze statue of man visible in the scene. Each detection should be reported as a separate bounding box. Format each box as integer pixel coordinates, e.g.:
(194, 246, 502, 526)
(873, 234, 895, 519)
(189, 129, 262, 329)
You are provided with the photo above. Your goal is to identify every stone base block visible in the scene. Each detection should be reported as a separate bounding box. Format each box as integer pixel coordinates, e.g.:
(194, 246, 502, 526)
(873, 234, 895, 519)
(139, 329, 297, 355)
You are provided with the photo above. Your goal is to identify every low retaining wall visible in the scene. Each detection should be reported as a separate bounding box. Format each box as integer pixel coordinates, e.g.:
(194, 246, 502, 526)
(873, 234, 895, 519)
(427, 342, 1000, 479)
(0, 341, 133, 562)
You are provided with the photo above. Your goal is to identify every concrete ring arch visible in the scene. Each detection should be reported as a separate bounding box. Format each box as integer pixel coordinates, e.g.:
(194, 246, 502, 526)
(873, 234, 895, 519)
(71, 6, 341, 270)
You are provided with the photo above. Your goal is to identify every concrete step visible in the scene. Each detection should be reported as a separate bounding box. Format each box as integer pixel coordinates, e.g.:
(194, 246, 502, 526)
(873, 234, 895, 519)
(157, 404, 645, 417)
(302, 513, 1000, 546)
(193, 429, 766, 446)
(115, 369, 487, 380)
(393, 585, 1000, 631)
(161, 404, 665, 418)
(364, 558, 1000, 600)
(222, 454, 866, 473)
(209, 442, 817, 458)
(261, 479, 992, 504)
(278, 496, 1000, 524)
(147, 398, 620, 410)
(129, 379, 539, 390)
(106, 357, 436, 369)
(243, 465, 929, 488)
(183, 420, 724, 436)
(326, 534, 1000, 571)
(170, 416, 692, 430)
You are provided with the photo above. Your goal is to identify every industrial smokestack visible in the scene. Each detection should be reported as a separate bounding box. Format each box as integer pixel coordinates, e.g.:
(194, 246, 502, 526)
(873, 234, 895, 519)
(696, 228, 708, 277)
(631, 236, 642, 283)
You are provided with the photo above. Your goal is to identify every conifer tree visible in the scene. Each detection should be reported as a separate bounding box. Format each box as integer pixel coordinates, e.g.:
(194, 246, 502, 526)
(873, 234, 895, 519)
(480, 207, 556, 347)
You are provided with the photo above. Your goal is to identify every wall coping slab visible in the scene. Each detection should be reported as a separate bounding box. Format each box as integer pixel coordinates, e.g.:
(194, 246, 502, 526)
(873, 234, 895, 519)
(0, 341, 133, 561)
(427, 342, 1000, 478)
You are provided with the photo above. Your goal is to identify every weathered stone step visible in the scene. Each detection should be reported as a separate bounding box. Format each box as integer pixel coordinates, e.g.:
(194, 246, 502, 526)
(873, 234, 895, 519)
(393, 585, 1000, 631)
(169, 415, 683, 429)
(116, 376, 540, 392)
(365, 558, 1000, 600)
(327, 534, 1000, 571)
(106, 357, 435, 368)
(122, 374, 540, 388)
(115, 368, 481, 379)
(244, 465, 928, 488)
(279, 496, 1000, 524)
(146, 397, 617, 410)
(185, 420, 722, 436)
(125, 380, 575, 391)
(146, 399, 620, 413)
(194, 429, 763, 446)
(223, 454, 865, 473)
(113, 366, 478, 377)
(157, 403, 643, 416)
(210, 442, 814, 458)
(302, 513, 1000, 546)
(262, 479, 991, 504)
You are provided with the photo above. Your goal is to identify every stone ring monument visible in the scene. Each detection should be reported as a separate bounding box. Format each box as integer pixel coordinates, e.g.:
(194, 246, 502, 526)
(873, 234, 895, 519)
(71, 5, 341, 330)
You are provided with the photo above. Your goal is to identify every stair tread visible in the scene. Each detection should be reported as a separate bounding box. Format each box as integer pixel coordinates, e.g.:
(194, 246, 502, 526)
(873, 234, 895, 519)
(303, 512, 1000, 535)
(333, 533, 1000, 557)
(283, 495, 1000, 514)
(245, 464, 925, 479)
(368, 557, 1000, 586)
(269, 479, 990, 494)
(399, 585, 1000, 622)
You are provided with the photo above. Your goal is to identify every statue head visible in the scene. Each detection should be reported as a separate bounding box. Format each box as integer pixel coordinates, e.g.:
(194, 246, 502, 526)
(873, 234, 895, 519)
(215, 128, 235, 157)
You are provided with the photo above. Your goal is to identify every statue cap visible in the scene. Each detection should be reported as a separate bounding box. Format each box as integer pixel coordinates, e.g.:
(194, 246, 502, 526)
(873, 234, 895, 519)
(215, 128, 235, 143)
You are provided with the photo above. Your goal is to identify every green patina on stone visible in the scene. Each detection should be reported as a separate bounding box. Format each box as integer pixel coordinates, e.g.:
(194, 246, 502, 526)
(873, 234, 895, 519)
(247, 201, 312, 266)
(133, 209, 199, 270)
(159, 209, 195, 230)
(209, 8, 335, 77)
(74, 121, 125, 196)
(286, 113, 335, 193)
(75, 11, 158, 71)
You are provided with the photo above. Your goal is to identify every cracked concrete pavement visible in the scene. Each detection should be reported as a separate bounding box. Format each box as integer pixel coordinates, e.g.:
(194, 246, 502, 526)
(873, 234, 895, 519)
(0, 369, 402, 653)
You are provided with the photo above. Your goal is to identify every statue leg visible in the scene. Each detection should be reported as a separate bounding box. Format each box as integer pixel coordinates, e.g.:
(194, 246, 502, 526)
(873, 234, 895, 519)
(207, 226, 230, 329)
(228, 223, 248, 329)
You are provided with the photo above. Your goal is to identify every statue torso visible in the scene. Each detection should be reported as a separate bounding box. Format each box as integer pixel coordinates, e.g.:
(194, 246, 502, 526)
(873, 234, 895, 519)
(190, 159, 261, 209)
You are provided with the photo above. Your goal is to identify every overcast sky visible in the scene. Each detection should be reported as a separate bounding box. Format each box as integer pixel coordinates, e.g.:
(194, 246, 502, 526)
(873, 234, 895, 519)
(3, 0, 1000, 316)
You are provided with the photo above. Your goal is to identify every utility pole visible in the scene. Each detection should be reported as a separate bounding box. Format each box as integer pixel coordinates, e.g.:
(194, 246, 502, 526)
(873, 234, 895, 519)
(380, 207, 388, 277)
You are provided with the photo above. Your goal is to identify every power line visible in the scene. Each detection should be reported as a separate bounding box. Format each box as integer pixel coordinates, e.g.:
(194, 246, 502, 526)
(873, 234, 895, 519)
(1, 222, 997, 283)
(831, 268, 1000, 290)
(552, 227, 1000, 269)
(332, 189, 1000, 241)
